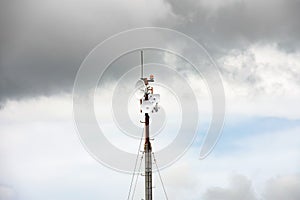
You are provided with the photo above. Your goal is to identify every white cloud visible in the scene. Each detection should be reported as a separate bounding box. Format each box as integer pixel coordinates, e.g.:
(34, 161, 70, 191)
(177, 124, 300, 199)
(218, 43, 300, 119)
(0, 42, 300, 199)
(0, 88, 299, 199)
(0, 185, 16, 200)
(202, 173, 300, 200)
(264, 174, 300, 200)
(220, 43, 300, 97)
(203, 174, 257, 200)
(0, 94, 72, 123)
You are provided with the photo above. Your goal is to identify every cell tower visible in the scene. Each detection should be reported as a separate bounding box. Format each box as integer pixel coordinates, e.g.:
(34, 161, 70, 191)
(137, 50, 160, 200)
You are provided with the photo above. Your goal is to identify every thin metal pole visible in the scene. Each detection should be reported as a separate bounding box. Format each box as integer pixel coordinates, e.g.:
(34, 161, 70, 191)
(141, 51, 144, 79)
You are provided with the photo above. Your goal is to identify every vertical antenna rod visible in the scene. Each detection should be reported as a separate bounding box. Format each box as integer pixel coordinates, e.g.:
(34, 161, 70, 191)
(141, 51, 144, 79)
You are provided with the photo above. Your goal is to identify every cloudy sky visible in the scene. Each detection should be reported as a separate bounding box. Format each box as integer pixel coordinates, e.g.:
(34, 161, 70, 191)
(1, 0, 300, 199)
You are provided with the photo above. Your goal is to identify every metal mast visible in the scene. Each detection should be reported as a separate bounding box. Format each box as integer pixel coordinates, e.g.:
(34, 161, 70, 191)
(144, 95, 152, 200)
(139, 51, 160, 200)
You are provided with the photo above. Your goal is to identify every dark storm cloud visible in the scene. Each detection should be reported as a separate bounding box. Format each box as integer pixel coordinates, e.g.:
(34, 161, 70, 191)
(166, 0, 300, 54)
(0, 0, 173, 104)
(0, 0, 100, 103)
(0, 0, 299, 104)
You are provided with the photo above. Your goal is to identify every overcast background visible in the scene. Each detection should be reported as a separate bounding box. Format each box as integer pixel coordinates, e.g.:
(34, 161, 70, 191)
(1, 0, 300, 199)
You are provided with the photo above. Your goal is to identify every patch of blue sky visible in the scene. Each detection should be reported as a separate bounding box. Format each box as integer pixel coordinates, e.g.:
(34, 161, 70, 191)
(191, 116, 300, 155)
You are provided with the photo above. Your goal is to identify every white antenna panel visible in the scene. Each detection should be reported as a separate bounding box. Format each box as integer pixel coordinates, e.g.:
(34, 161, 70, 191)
(149, 94, 160, 104)
(141, 100, 154, 114)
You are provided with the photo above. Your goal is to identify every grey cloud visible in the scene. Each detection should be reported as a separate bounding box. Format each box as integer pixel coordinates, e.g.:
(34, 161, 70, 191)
(0, 0, 174, 104)
(217, 44, 300, 98)
(202, 174, 300, 200)
(203, 174, 257, 200)
(167, 0, 300, 55)
(1, 0, 299, 104)
(264, 174, 300, 200)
